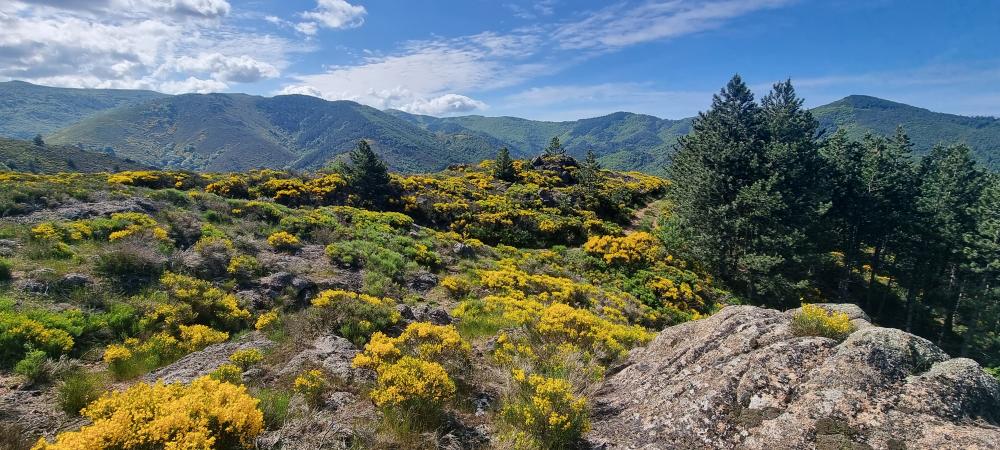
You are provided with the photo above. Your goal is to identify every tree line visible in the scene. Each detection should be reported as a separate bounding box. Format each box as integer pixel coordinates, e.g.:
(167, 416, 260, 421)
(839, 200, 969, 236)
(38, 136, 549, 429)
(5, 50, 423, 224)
(665, 75, 1000, 367)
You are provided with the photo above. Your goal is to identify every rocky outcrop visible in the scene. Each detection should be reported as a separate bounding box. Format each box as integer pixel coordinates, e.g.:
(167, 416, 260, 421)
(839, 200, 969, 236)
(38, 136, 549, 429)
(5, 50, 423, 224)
(143, 332, 273, 384)
(588, 305, 1000, 449)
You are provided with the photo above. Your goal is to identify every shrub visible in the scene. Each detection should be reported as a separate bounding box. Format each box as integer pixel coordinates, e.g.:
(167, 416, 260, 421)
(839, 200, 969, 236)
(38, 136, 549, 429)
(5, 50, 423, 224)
(0, 258, 11, 282)
(353, 322, 470, 375)
(14, 349, 49, 382)
(103, 325, 229, 379)
(369, 356, 455, 429)
(94, 240, 166, 291)
(229, 348, 264, 370)
(0, 311, 74, 367)
(987, 367, 1000, 381)
(56, 371, 106, 416)
(0, 423, 32, 450)
(227, 254, 261, 281)
(325, 240, 365, 268)
(255, 310, 279, 331)
(158, 272, 250, 330)
(583, 232, 662, 266)
(791, 304, 855, 341)
(33, 376, 263, 450)
(293, 369, 328, 407)
(255, 388, 292, 429)
(501, 370, 589, 449)
(210, 363, 244, 385)
(267, 231, 300, 252)
(311, 290, 399, 346)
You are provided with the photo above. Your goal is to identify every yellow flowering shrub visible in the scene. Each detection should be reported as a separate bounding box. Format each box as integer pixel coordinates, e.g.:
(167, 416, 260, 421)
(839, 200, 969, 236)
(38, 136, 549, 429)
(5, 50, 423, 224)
(229, 348, 264, 370)
(293, 369, 327, 407)
(159, 272, 250, 330)
(791, 304, 855, 341)
(210, 363, 244, 385)
(267, 231, 300, 252)
(205, 174, 250, 198)
(0, 312, 75, 362)
(106, 170, 192, 189)
(227, 254, 260, 281)
(32, 376, 263, 450)
(353, 322, 471, 376)
(103, 325, 228, 379)
(254, 310, 279, 331)
(369, 356, 455, 413)
(501, 370, 589, 449)
(311, 290, 399, 346)
(536, 303, 652, 362)
(583, 232, 663, 266)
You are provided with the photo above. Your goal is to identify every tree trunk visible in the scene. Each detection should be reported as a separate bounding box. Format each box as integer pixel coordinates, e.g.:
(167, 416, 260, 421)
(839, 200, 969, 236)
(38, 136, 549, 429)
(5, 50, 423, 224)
(937, 266, 960, 347)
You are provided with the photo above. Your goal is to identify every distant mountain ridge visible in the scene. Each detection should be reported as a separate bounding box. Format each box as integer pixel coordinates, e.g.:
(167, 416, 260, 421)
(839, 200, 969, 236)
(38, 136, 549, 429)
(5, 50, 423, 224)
(0, 81, 997, 172)
(0, 80, 167, 139)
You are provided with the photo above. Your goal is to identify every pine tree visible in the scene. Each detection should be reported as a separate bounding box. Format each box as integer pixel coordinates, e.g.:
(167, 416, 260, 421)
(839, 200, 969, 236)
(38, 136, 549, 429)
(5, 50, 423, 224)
(668, 74, 776, 302)
(545, 136, 565, 156)
(32, 134, 44, 146)
(493, 147, 517, 182)
(960, 174, 1000, 359)
(577, 150, 601, 186)
(345, 140, 391, 207)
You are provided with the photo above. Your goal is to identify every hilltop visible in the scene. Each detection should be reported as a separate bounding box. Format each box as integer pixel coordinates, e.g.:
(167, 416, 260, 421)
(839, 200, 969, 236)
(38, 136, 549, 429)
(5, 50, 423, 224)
(1, 81, 998, 173)
(0, 81, 166, 139)
(0, 138, 148, 174)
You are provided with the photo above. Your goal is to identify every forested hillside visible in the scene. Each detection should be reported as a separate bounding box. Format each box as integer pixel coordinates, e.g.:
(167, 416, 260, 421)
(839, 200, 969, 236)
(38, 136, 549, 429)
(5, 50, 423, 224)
(46, 93, 498, 173)
(666, 75, 1000, 367)
(0, 81, 166, 139)
(2, 81, 997, 174)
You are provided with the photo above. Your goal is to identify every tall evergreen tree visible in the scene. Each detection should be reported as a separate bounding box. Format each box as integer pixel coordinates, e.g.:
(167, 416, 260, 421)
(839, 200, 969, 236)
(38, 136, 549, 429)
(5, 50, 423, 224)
(545, 136, 565, 156)
(493, 147, 517, 182)
(960, 174, 1000, 360)
(32, 134, 44, 146)
(345, 140, 391, 207)
(577, 149, 602, 186)
(668, 74, 780, 302)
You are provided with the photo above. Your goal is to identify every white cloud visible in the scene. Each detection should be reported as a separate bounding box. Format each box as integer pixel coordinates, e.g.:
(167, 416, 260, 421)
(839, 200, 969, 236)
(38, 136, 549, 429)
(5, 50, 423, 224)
(297, 0, 365, 33)
(169, 53, 279, 83)
(0, 0, 292, 93)
(401, 94, 488, 115)
(553, 0, 792, 50)
(159, 76, 228, 94)
(278, 32, 546, 114)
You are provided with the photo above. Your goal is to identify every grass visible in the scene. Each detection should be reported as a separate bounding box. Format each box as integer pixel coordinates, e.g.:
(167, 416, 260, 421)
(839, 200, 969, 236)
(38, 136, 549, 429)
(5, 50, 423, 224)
(57, 370, 107, 415)
(254, 388, 292, 429)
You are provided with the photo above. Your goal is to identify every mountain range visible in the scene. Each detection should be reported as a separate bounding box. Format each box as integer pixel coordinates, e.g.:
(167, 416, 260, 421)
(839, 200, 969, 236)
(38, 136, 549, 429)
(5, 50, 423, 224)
(0, 80, 997, 173)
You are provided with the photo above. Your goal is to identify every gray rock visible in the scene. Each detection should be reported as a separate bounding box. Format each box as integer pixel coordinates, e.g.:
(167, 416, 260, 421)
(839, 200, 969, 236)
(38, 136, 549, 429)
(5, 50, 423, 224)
(588, 305, 1000, 449)
(235, 289, 272, 312)
(57, 273, 92, 289)
(278, 334, 366, 383)
(407, 271, 439, 292)
(143, 332, 274, 384)
(452, 242, 475, 258)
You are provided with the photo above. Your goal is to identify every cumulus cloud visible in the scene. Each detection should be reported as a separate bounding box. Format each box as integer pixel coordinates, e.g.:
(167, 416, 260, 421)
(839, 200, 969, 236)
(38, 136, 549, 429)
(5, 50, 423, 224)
(0, 0, 290, 92)
(297, 0, 366, 34)
(402, 94, 487, 115)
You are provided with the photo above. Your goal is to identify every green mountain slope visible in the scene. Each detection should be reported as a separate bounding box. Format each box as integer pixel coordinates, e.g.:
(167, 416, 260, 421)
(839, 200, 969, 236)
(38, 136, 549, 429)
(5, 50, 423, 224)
(0, 138, 149, 173)
(812, 95, 1000, 168)
(48, 93, 497, 172)
(0, 80, 167, 139)
(388, 110, 693, 174)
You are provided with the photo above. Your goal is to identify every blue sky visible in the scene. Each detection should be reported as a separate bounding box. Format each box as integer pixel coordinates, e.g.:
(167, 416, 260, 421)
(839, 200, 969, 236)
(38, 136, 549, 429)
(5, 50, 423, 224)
(1, 0, 998, 120)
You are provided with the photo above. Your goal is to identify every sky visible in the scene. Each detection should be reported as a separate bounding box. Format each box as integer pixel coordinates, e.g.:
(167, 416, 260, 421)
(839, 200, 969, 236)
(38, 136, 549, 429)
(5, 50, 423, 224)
(0, 0, 998, 120)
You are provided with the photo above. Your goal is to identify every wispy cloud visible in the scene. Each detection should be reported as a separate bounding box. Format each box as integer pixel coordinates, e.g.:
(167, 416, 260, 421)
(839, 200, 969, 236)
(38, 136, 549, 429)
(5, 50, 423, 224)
(552, 0, 793, 50)
(502, 82, 713, 120)
(281, 0, 785, 115)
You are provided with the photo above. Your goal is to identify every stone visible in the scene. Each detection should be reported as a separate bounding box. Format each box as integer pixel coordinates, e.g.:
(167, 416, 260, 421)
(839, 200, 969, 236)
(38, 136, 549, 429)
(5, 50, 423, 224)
(587, 305, 1000, 449)
(143, 332, 274, 384)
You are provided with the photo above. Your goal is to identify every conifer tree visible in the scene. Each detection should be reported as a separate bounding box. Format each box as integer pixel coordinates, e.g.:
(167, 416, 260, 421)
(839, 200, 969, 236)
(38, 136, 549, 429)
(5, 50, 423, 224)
(346, 139, 391, 207)
(493, 147, 517, 182)
(545, 136, 565, 156)
(577, 150, 601, 186)
(32, 134, 44, 146)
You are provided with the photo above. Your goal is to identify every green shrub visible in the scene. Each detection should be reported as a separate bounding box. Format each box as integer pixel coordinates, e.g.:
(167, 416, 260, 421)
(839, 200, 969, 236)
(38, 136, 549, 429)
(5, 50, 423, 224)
(791, 304, 855, 341)
(94, 240, 166, 291)
(311, 290, 400, 346)
(987, 367, 1000, 381)
(0, 258, 11, 281)
(255, 388, 292, 429)
(229, 348, 264, 370)
(325, 240, 365, 268)
(57, 370, 106, 415)
(210, 363, 244, 385)
(14, 349, 49, 382)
